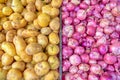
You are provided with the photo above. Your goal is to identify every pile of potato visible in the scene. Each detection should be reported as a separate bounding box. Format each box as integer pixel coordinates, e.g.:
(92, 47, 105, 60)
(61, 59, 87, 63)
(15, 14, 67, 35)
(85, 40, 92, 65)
(0, 0, 62, 80)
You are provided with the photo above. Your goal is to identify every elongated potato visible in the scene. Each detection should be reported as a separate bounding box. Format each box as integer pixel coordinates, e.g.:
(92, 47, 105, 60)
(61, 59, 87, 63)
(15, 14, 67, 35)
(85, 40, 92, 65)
(9, 13, 22, 20)
(12, 61, 25, 71)
(6, 30, 16, 42)
(24, 68, 39, 80)
(7, 68, 22, 80)
(13, 36, 26, 54)
(1, 42, 16, 56)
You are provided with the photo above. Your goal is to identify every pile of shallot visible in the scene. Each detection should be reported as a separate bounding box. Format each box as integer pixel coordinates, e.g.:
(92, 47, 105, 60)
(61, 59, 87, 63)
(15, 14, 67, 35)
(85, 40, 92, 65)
(62, 0, 120, 80)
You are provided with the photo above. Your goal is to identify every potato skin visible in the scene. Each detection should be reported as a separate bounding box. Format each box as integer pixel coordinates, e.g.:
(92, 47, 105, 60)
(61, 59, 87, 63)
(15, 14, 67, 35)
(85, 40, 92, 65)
(49, 32, 60, 44)
(7, 68, 22, 80)
(51, 0, 63, 8)
(24, 68, 39, 80)
(6, 30, 16, 42)
(34, 61, 50, 76)
(12, 61, 25, 71)
(0, 33, 5, 43)
(41, 27, 52, 35)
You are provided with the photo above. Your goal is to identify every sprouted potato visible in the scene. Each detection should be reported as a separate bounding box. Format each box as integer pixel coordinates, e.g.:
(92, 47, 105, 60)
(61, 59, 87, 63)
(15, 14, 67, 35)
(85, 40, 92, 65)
(0, 0, 61, 79)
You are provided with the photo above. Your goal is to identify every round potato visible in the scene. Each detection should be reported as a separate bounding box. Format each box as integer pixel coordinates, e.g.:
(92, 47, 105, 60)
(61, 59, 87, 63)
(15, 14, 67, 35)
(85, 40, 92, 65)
(1, 42, 16, 56)
(33, 19, 41, 29)
(12, 61, 25, 71)
(42, 5, 52, 15)
(50, 8, 59, 18)
(7, 68, 22, 80)
(3, 21, 13, 30)
(33, 52, 48, 63)
(24, 68, 39, 80)
(41, 27, 52, 35)
(14, 56, 22, 61)
(51, 0, 62, 8)
(48, 56, 59, 69)
(3, 65, 12, 70)
(0, 17, 8, 25)
(47, 44, 59, 55)
(25, 43, 42, 55)
(34, 61, 50, 76)
(17, 28, 25, 37)
(6, 30, 16, 42)
(0, 33, 5, 43)
(0, 50, 4, 59)
(37, 34, 48, 48)
(9, 13, 22, 20)
(38, 13, 50, 27)
(26, 0, 36, 3)
(44, 70, 59, 80)
(1, 53, 14, 66)
(25, 37, 37, 44)
(2, 6, 13, 16)
(35, 0, 43, 11)
(26, 23, 37, 30)
(26, 2, 36, 12)
(49, 32, 59, 44)
(50, 17, 60, 31)
(24, 11, 37, 22)
(21, 0, 27, 6)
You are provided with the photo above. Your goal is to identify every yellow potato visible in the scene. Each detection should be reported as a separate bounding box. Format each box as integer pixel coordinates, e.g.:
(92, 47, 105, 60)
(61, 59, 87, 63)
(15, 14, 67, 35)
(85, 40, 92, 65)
(1, 53, 14, 66)
(51, 8, 59, 18)
(42, 5, 52, 15)
(34, 61, 50, 76)
(11, 0, 24, 13)
(21, 0, 27, 6)
(41, 27, 52, 35)
(0, 33, 5, 43)
(3, 65, 12, 70)
(26, 0, 36, 3)
(0, 0, 7, 3)
(43, 0, 51, 3)
(14, 56, 22, 61)
(11, 19, 27, 29)
(38, 13, 50, 27)
(19, 51, 32, 63)
(33, 52, 48, 63)
(0, 69, 7, 80)
(22, 29, 39, 38)
(0, 11, 4, 18)
(2, 6, 13, 16)
(48, 56, 59, 69)
(26, 23, 37, 30)
(50, 17, 60, 31)
(9, 13, 22, 20)
(26, 63, 34, 68)
(1, 42, 16, 56)
(51, 0, 63, 8)
(6, 0, 12, 7)
(12, 61, 25, 71)
(17, 28, 25, 37)
(47, 44, 59, 55)
(33, 19, 41, 29)
(25, 43, 42, 55)
(24, 11, 37, 22)
(49, 32, 59, 44)
(26, 2, 36, 12)
(37, 34, 48, 48)
(0, 25, 3, 31)
(0, 17, 8, 25)
(24, 68, 39, 80)
(25, 37, 37, 44)
(44, 70, 59, 80)
(3, 21, 13, 30)
(7, 68, 22, 80)
(21, 9, 27, 16)
(0, 50, 4, 59)
(13, 36, 26, 54)
(35, 0, 43, 11)
(0, 3, 5, 10)
(6, 30, 16, 42)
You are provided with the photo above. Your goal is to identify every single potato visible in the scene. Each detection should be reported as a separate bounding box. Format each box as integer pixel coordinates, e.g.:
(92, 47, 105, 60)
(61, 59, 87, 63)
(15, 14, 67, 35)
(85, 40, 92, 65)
(25, 37, 37, 44)
(26, 2, 36, 12)
(3, 21, 13, 30)
(12, 61, 25, 71)
(49, 32, 59, 44)
(6, 30, 16, 42)
(35, 0, 43, 11)
(41, 27, 52, 35)
(51, 0, 63, 8)
(9, 13, 22, 20)
(47, 44, 59, 55)
(0, 33, 5, 43)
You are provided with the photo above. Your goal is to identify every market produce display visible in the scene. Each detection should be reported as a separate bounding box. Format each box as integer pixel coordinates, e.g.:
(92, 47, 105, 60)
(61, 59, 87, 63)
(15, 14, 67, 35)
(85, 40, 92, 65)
(62, 0, 120, 80)
(0, 0, 62, 80)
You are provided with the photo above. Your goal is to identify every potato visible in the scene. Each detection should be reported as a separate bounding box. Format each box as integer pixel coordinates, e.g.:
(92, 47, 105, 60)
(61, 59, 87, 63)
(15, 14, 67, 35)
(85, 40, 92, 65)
(24, 68, 39, 80)
(35, 0, 43, 11)
(3, 21, 13, 30)
(33, 19, 41, 29)
(6, 0, 12, 7)
(27, 0, 36, 3)
(50, 8, 59, 18)
(12, 61, 25, 71)
(1, 53, 14, 66)
(0, 69, 7, 80)
(21, 9, 27, 16)
(34, 61, 50, 76)
(25, 43, 42, 55)
(0, 11, 5, 18)
(0, 17, 8, 25)
(6, 30, 16, 42)
(25, 37, 37, 44)
(2, 6, 13, 16)
(0, 25, 3, 31)
(11, 19, 27, 29)
(49, 32, 59, 44)
(48, 56, 59, 69)
(44, 70, 59, 80)
(47, 44, 59, 55)
(33, 52, 48, 63)
(13, 36, 26, 54)
(24, 11, 37, 22)
(43, 0, 51, 3)
(0, 50, 4, 59)
(7, 68, 22, 80)
(0, 0, 7, 3)
(41, 27, 52, 35)
(1, 42, 16, 56)
(14, 56, 22, 61)
(3, 65, 12, 70)
(26, 23, 37, 30)
(38, 13, 50, 27)
(17, 28, 25, 37)
(50, 17, 60, 31)
(51, 0, 62, 8)
(42, 5, 52, 16)
(21, 0, 27, 6)
(19, 51, 32, 63)
(37, 34, 48, 48)
(22, 29, 39, 38)
(11, 0, 24, 13)
(0, 33, 5, 43)
(26, 63, 34, 68)
(26, 2, 36, 12)
(0, 3, 5, 10)
(9, 13, 22, 20)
